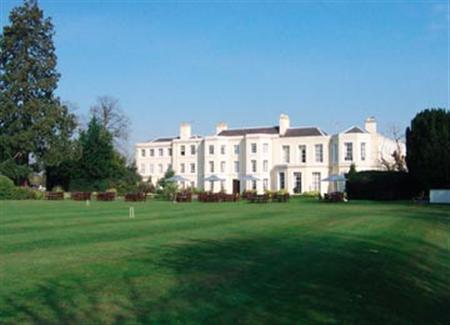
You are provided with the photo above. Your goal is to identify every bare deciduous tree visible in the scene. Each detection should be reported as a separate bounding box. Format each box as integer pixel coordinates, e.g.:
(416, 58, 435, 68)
(90, 96, 130, 155)
(380, 125, 407, 172)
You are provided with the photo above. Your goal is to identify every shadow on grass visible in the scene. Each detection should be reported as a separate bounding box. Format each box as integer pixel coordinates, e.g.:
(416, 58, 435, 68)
(2, 234, 449, 324)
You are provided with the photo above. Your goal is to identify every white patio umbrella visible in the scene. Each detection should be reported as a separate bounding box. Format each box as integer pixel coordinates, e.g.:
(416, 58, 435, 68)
(241, 175, 260, 193)
(322, 174, 346, 182)
(240, 175, 260, 181)
(167, 175, 190, 191)
(168, 175, 190, 182)
(204, 175, 225, 192)
(322, 174, 347, 192)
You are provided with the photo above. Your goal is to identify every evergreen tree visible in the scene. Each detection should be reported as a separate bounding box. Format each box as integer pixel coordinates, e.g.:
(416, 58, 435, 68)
(347, 163, 357, 180)
(76, 117, 115, 187)
(406, 108, 450, 190)
(0, 0, 76, 184)
(70, 116, 140, 192)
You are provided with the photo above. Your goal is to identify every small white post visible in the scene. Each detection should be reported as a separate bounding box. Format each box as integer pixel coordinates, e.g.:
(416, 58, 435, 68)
(129, 207, 135, 218)
(86, 200, 90, 207)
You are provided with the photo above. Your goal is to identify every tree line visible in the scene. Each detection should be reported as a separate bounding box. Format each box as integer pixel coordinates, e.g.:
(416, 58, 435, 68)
(0, 0, 140, 192)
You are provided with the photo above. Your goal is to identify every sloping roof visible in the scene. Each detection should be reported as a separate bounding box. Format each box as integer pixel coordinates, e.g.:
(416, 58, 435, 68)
(218, 126, 327, 137)
(345, 126, 366, 134)
(283, 127, 326, 137)
(218, 126, 279, 136)
(150, 135, 202, 143)
(152, 137, 178, 143)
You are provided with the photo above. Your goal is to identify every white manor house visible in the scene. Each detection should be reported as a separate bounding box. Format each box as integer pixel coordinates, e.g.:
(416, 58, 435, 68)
(135, 115, 401, 195)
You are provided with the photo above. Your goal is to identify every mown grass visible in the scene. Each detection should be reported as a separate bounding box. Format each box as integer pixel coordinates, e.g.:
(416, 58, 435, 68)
(0, 198, 449, 324)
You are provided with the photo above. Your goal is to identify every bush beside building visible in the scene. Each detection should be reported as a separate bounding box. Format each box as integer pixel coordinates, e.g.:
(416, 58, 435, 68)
(346, 171, 418, 200)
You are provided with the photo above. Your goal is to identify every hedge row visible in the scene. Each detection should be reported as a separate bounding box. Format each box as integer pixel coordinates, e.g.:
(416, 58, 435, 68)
(346, 171, 419, 200)
(0, 175, 43, 200)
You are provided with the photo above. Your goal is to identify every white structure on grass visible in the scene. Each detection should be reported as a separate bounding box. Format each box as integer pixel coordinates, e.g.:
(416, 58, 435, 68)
(135, 115, 402, 195)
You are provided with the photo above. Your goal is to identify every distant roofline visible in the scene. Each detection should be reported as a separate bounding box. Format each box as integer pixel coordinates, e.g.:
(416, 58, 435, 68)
(342, 126, 368, 134)
(285, 126, 329, 136)
(219, 125, 278, 131)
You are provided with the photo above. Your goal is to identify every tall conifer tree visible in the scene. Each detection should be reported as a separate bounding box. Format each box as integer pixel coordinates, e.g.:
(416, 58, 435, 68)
(0, 0, 76, 184)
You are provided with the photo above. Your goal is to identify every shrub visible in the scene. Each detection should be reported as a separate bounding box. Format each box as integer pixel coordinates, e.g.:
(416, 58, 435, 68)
(162, 182, 178, 201)
(137, 181, 155, 194)
(32, 190, 44, 200)
(301, 191, 320, 198)
(264, 190, 277, 198)
(346, 171, 419, 200)
(10, 187, 36, 200)
(51, 185, 64, 193)
(189, 187, 201, 194)
(0, 175, 15, 199)
(0, 176, 44, 200)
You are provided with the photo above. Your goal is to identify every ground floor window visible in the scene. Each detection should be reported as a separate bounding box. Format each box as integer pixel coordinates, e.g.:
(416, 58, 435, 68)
(279, 172, 286, 190)
(252, 180, 257, 190)
(221, 180, 225, 191)
(312, 172, 321, 192)
(293, 172, 302, 193)
(263, 178, 269, 191)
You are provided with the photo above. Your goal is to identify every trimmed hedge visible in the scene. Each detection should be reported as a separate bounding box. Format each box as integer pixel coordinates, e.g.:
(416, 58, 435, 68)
(346, 171, 418, 200)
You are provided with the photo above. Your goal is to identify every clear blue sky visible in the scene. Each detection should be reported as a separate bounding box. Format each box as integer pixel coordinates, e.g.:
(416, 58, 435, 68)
(1, 0, 449, 145)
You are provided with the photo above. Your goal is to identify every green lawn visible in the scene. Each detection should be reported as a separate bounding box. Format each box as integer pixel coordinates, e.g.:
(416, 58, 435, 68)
(1, 198, 449, 324)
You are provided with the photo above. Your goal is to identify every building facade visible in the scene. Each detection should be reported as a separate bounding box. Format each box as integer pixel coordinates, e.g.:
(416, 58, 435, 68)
(135, 115, 402, 195)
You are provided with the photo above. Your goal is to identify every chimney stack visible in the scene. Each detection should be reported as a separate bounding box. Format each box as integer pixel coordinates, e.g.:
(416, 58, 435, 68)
(364, 117, 377, 134)
(180, 122, 192, 140)
(216, 122, 228, 135)
(279, 114, 290, 135)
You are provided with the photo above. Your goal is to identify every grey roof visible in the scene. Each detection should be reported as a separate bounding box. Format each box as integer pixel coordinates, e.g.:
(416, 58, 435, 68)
(345, 126, 366, 134)
(218, 126, 279, 136)
(152, 137, 178, 143)
(283, 127, 326, 137)
(218, 126, 327, 137)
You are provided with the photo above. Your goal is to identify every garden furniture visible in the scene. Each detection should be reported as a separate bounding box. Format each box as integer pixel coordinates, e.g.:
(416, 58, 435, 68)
(96, 192, 116, 201)
(125, 192, 146, 202)
(71, 192, 91, 201)
(46, 192, 64, 200)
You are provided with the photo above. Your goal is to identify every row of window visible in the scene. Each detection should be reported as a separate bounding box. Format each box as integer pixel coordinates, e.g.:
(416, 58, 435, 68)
(206, 143, 270, 156)
(206, 160, 270, 173)
(278, 172, 322, 192)
(180, 144, 197, 156)
(139, 163, 171, 175)
(179, 163, 196, 174)
(282, 142, 367, 164)
(342, 142, 366, 162)
(281, 144, 324, 164)
(141, 142, 367, 163)
(140, 148, 172, 158)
